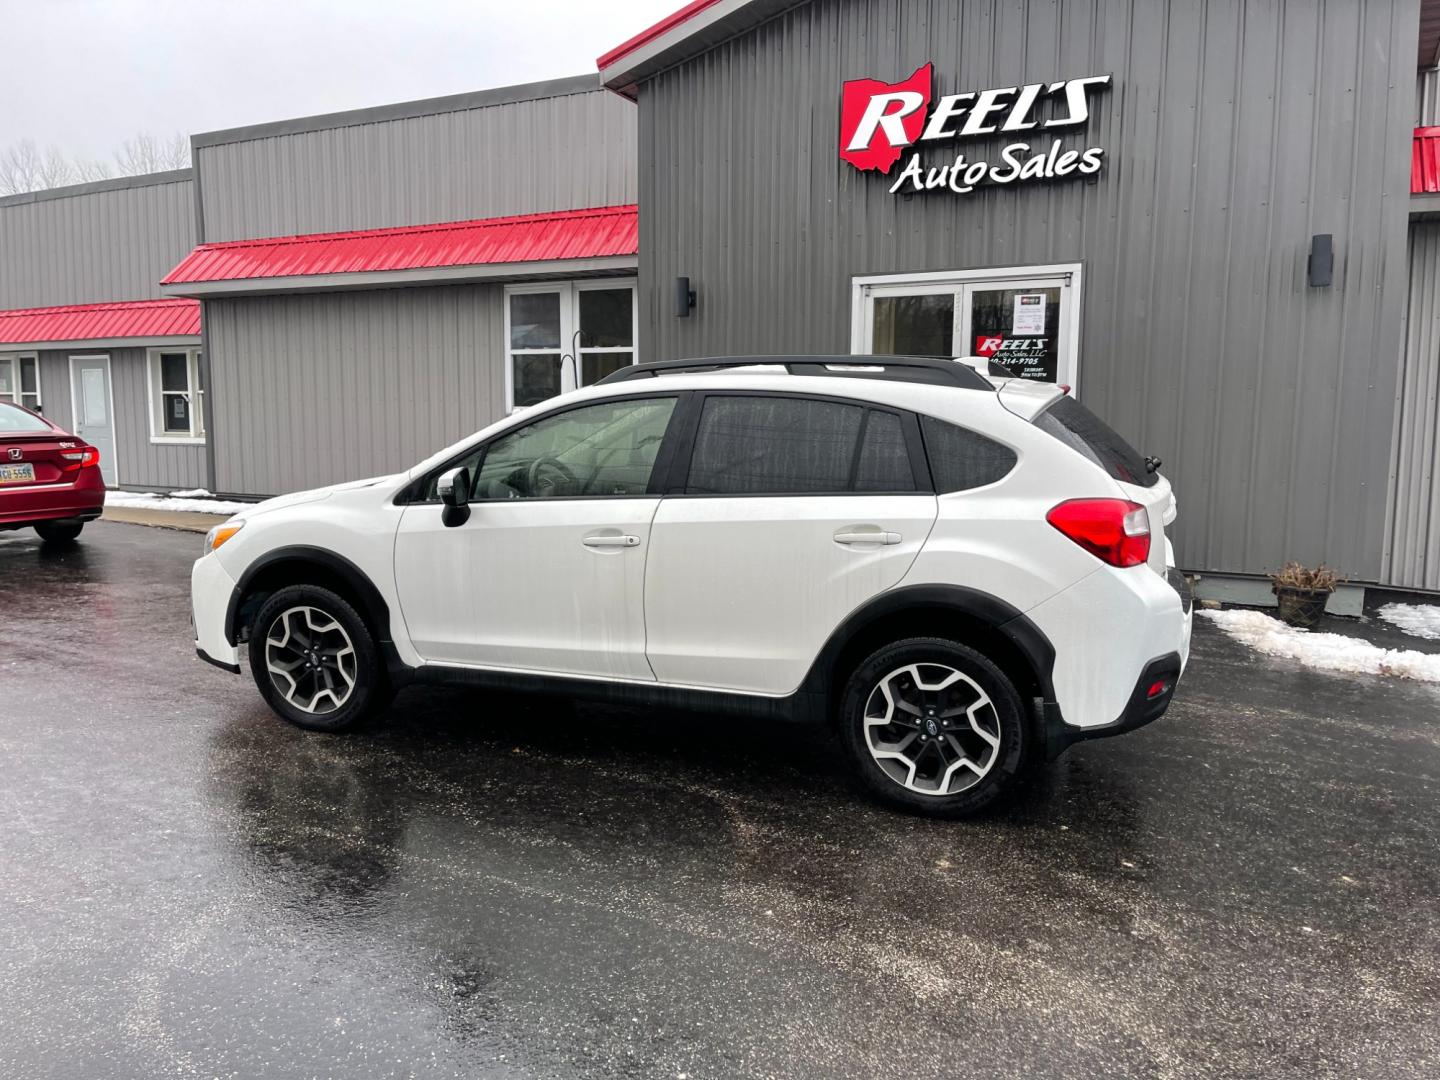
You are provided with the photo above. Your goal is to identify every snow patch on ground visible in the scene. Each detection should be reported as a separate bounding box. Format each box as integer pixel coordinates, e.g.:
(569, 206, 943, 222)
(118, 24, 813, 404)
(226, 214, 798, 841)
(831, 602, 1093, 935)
(105, 489, 253, 516)
(1199, 609, 1440, 682)
(1375, 603, 1440, 641)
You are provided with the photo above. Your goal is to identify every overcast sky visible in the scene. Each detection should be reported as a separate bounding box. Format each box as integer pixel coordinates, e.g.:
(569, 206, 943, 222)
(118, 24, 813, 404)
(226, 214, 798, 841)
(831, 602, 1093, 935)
(0, 0, 678, 161)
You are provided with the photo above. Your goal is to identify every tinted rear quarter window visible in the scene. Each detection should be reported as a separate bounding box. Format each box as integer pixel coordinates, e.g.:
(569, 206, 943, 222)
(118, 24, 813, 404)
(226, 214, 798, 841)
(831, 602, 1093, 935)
(1034, 397, 1156, 487)
(919, 415, 1017, 493)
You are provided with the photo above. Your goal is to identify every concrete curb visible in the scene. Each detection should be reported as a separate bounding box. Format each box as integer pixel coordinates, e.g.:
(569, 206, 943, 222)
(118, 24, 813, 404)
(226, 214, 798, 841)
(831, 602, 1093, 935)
(102, 507, 230, 533)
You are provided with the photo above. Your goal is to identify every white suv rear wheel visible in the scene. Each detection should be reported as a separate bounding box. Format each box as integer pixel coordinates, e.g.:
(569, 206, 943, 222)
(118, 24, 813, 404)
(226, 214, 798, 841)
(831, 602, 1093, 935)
(841, 638, 1029, 816)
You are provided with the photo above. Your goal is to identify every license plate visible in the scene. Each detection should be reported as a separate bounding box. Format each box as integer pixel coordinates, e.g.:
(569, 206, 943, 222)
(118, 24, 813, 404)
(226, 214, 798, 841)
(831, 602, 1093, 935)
(0, 463, 36, 485)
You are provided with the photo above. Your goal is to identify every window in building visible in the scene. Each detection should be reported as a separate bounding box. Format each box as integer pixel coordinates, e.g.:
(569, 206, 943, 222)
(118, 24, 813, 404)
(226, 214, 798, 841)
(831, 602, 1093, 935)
(505, 281, 637, 410)
(148, 348, 205, 442)
(0, 354, 41, 412)
(852, 264, 1083, 389)
(683, 396, 919, 496)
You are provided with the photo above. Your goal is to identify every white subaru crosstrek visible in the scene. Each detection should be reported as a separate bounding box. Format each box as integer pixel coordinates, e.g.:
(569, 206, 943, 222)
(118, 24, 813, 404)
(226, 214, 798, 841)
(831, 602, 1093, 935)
(192, 356, 1191, 816)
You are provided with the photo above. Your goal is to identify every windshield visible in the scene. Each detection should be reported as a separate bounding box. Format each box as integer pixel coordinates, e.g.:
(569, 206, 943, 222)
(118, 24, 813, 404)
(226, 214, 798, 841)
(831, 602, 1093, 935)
(1034, 396, 1157, 488)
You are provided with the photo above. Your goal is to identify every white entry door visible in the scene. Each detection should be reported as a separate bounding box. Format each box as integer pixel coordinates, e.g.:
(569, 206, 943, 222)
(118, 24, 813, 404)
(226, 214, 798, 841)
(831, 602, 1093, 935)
(852, 263, 1083, 388)
(70, 355, 117, 485)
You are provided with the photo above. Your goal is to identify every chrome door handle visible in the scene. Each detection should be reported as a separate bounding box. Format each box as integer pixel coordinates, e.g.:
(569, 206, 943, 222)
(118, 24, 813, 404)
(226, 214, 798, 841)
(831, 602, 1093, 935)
(833, 529, 902, 546)
(582, 533, 641, 548)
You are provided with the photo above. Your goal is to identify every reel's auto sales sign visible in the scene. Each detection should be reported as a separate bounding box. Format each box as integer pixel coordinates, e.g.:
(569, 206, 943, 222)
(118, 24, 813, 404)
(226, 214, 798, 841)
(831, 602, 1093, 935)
(839, 63, 1111, 195)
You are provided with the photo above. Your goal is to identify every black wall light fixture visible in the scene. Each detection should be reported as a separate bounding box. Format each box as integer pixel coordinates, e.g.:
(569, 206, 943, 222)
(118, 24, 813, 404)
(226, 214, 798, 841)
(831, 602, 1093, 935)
(675, 276, 697, 317)
(1307, 234, 1333, 288)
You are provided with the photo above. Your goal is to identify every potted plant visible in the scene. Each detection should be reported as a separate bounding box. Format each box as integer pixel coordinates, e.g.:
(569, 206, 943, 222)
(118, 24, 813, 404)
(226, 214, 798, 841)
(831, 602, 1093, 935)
(1269, 562, 1340, 628)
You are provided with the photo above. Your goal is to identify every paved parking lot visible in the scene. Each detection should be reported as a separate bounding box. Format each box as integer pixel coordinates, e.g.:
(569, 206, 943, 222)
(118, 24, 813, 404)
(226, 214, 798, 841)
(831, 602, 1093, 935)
(2, 521, 1438, 1079)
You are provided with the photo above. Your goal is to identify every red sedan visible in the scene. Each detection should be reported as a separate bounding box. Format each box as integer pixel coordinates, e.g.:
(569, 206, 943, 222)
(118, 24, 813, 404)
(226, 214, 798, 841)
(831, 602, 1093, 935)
(0, 400, 105, 542)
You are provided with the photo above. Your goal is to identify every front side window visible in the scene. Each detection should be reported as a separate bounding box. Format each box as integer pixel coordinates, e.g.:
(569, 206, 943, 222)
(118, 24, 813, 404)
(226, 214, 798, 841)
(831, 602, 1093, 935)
(684, 396, 918, 496)
(432, 396, 677, 502)
(0, 355, 41, 412)
(506, 282, 637, 410)
(149, 349, 205, 441)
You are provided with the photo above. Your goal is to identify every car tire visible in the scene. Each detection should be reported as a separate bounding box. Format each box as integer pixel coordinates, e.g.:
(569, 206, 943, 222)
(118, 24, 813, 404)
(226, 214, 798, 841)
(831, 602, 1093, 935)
(34, 521, 83, 543)
(839, 637, 1030, 817)
(247, 584, 389, 733)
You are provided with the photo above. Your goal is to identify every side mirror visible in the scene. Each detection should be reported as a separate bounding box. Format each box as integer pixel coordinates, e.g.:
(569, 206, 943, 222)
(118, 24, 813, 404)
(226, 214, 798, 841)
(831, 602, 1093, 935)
(437, 466, 471, 527)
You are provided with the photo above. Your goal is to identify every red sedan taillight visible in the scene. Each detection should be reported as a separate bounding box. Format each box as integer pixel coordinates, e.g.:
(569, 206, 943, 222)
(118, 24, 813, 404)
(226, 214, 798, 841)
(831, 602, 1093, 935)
(59, 446, 100, 472)
(1046, 498, 1150, 567)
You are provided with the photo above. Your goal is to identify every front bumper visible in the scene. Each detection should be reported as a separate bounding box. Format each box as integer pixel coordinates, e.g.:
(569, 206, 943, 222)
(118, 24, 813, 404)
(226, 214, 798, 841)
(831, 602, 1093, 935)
(192, 553, 242, 672)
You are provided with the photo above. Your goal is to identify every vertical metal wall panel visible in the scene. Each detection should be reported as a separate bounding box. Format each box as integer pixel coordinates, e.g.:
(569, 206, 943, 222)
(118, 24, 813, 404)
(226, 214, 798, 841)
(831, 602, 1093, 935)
(196, 88, 637, 242)
(205, 285, 505, 496)
(0, 174, 195, 309)
(1385, 221, 1440, 589)
(638, 0, 1416, 581)
(33, 348, 206, 490)
(36, 351, 72, 428)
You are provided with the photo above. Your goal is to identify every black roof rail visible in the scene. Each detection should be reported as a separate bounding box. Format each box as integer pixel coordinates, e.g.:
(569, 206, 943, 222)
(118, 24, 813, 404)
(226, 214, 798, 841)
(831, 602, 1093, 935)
(595, 354, 994, 391)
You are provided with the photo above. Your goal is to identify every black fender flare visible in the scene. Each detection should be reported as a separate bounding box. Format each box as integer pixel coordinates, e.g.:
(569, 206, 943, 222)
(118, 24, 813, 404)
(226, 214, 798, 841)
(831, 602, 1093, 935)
(225, 545, 395, 651)
(798, 583, 1058, 707)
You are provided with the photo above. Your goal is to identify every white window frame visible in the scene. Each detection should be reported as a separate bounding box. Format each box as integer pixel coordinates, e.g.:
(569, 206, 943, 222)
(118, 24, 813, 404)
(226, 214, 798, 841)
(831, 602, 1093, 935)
(503, 279, 638, 412)
(146, 347, 206, 444)
(849, 262, 1084, 390)
(0, 352, 42, 413)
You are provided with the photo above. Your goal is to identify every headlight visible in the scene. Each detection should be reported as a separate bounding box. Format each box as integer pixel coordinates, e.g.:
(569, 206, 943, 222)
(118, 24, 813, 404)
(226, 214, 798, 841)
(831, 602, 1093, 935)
(204, 519, 245, 553)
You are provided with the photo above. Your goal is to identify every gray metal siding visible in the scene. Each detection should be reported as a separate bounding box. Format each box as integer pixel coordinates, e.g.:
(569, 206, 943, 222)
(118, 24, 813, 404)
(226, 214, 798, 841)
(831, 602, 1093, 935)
(205, 286, 506, 496)
(1385, 220, 1440, 589)
(196, 89, 636, 242)
(33, 348, 207, 491)
(638, 0, 1416, 582)
(0, 177, 196, 309)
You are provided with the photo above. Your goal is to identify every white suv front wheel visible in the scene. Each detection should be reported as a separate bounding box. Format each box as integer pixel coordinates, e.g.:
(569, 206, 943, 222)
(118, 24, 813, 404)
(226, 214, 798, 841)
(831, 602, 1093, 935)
(840, 638, 1030, 817)
(247, 584, 390, 733)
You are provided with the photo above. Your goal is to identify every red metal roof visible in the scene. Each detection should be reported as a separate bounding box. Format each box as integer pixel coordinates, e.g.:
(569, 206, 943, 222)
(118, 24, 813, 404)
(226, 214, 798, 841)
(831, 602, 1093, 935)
(0, 298, 201, 346)
(162, 205, 639, 285)
(597, 0, 726, 69)
(1414, 127, 1440, 194)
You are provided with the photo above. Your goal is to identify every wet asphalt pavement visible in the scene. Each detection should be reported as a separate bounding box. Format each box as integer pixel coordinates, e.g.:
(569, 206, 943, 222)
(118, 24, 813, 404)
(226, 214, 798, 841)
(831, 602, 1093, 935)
(1, 522, 1438, 1079)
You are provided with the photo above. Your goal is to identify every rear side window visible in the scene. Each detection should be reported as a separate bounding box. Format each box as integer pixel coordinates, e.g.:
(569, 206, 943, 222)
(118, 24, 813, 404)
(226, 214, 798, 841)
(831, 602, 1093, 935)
(0, 402, 49, 433)
(919, 416, 1017, 493)
(684, 396, 916, 495)
(1034, 396, 1156, 487)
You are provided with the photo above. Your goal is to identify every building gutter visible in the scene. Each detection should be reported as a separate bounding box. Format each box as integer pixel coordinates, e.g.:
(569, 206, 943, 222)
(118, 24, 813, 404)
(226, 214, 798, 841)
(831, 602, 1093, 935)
(160, 256, 639, 299)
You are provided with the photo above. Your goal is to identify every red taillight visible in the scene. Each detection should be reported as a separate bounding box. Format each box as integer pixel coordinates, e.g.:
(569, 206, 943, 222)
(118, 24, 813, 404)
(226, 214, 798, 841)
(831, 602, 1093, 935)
(1146, 679, 1170, 699)
(60, 446, 100, 472)
(1046, 498, 1151, 567)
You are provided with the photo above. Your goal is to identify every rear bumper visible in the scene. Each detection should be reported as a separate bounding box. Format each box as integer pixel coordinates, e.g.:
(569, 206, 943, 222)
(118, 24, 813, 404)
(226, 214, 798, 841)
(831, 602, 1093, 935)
(0, 476, 105, 530)
(1026, 561, 1193, 747)
(1044, 652, 1183, 758)
(192, 553, 242, 671)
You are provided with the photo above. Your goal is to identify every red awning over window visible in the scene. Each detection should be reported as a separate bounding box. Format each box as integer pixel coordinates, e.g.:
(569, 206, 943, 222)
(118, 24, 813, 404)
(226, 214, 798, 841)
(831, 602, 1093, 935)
(0, 298, 200, 346)
(162, 205, 639, 287)
(1414, 127, 1440, 194)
